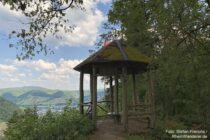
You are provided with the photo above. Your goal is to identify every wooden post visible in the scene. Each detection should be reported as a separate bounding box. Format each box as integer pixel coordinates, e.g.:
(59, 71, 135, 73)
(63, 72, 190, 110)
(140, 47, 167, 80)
(114, 76, 119, 114)
(149, 69, 155, 128)
(132, 73, 137, 108)
(92, 66, 97, 129)
(79, 71, 84, 114)
(122, 67, 128, 132)
(110, 76, 114, 113)
(90, 74, 93, 111)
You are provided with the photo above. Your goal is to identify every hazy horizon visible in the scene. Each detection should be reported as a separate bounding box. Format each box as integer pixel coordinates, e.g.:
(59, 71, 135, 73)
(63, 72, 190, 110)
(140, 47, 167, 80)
(0, 85, 105, 91)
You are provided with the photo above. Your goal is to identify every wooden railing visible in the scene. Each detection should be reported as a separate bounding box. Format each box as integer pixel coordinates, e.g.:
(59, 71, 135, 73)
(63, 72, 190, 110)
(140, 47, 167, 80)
(128, 103, 154, 128)
(82, 101, 111, 117)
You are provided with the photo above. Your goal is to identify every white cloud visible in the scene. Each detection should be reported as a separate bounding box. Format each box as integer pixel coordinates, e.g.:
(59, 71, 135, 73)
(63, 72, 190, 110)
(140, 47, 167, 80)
(10, 78, 20, 82)
(49, 0, 106, 47)
(32, 59, 56, 71)
(0, 0, 108, 47)
(0, 64, 16, 72)
(58, 58, 82, 69)
(38, 59, 83, 89)
(13, 59, 28, 66)
(18, 73, 26, 77)
(13, 59, 56, 71)
(0, 58, 104, 90)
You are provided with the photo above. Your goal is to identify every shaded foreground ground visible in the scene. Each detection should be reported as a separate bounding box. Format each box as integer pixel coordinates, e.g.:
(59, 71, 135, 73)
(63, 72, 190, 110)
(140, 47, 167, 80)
(89, 117, 150, 140)
(89, 118, 125, 140)
(0, 118, 149, 140)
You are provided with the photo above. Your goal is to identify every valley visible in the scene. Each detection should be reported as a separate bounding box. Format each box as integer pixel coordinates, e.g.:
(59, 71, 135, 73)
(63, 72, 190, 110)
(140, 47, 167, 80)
(0, 86, 105, 116)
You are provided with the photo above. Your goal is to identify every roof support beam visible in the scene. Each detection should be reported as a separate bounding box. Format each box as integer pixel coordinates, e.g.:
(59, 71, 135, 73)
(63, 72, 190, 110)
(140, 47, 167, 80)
(114, 76, 119, 114)
(92, 65, 97, 129)
(122, 67, 128, 132)
(148, 70, 155, 128)
(115, 40, 128, 60)
(132, 73, 137, 109)
(90, 73, 93, 116)
(79, 71, 84, 114)
(109, 76, 114, 113)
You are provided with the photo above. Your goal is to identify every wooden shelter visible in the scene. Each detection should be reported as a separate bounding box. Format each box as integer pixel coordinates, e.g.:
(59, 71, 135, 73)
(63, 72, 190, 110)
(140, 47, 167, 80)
(74, 40, 154, 132)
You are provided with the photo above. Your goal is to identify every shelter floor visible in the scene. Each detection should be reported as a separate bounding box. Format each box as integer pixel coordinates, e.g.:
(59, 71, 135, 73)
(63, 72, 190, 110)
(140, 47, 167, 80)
(89, 118, 149, 140)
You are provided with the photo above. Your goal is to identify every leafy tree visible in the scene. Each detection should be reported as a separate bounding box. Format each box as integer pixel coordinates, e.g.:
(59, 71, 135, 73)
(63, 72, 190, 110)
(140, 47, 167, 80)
(1, 0, 83, 60)
(4, 105, 93, 140)
(107, 0, 210, 137)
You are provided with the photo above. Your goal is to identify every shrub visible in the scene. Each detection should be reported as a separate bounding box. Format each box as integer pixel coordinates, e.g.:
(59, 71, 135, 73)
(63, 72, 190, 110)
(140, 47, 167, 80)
(3, 105, 93, 140)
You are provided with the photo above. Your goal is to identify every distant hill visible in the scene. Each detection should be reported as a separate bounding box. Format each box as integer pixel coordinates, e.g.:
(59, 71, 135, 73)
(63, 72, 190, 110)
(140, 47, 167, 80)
(0, 86, 105, 107)
(0, 86, 66, 97)
(2, 92, 17, 103)
(0, 97, 20, 122)
(51, 91, 65, 98)
(2, 89, 72, 106)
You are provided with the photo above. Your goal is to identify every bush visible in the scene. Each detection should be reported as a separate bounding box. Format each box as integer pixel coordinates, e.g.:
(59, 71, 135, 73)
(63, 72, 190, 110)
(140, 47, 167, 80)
(3, 105, 93, 140)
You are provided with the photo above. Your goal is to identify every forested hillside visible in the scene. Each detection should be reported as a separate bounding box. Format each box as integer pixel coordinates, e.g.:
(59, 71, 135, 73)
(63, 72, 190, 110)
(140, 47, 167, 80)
(0, 86, 79, 97)
(0, 87, 104, 107)
(0, 97, 20, 122)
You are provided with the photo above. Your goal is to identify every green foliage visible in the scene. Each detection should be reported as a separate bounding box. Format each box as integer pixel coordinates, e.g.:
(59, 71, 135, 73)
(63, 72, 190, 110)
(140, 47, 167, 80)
(0, 97, 20, 122)
(1, 0, 84, 60)
(107, 0, 210, 138)
(3, 104, 93, 140)
(108, 0, 157, 56)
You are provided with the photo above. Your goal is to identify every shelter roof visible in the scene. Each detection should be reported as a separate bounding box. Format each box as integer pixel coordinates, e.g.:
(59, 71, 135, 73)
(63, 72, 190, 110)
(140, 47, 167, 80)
(74, 40, 151, 75)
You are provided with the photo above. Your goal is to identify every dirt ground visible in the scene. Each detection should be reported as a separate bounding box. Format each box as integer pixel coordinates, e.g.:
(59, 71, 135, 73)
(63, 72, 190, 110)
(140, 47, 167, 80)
(89, 118, 126, 140)
(89, 117, 150, 140)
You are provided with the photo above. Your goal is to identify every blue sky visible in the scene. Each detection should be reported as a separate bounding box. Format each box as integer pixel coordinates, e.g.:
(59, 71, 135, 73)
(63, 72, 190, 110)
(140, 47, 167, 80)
(0, 0, 112, 90)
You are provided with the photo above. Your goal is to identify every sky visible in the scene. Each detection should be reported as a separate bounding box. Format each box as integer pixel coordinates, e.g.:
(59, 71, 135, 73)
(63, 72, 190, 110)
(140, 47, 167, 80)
(0, 0, 112, 90)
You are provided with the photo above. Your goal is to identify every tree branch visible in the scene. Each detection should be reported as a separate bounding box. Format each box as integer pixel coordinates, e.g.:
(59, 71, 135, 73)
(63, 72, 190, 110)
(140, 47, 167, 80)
(53, 0, 74, 11)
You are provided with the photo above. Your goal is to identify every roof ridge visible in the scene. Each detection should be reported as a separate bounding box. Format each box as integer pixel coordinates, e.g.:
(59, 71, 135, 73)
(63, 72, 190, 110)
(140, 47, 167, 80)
(115, 40, 128, 60)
